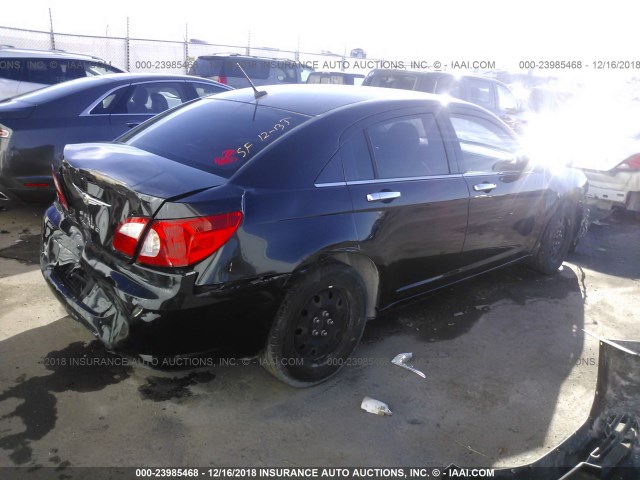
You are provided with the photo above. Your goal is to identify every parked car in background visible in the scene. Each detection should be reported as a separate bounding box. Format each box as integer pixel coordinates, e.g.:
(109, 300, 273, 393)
(577, 143, 640, 218)
(0, 46, 125, 100)
(41, 85, 588, 387)
(0, 73, 231, 203)
(188, 54, 314, 87)
(306, 71, 364, 86)
(363, 69, 525, 131)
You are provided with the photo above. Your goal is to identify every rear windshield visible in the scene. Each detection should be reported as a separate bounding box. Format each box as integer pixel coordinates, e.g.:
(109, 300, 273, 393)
(190, 57, 300, 82)
(124, 98, 312, 178)
(366, 72, 441, 93)
(367, 73, 418, 90)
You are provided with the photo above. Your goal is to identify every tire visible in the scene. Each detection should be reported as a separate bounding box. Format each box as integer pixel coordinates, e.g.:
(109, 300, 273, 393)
(530, 202, 575, 275)
(260, 263, 367, 387)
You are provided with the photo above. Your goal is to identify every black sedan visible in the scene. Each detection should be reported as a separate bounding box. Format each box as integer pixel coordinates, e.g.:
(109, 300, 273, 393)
(0, 73, 231, 203)
(40, 85, 589, 386)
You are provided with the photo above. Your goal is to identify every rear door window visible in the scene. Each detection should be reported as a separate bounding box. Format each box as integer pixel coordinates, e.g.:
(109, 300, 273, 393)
(124, 99, 311, 178)
(367, 114, 450, 178)
(449, 115, 519, 173)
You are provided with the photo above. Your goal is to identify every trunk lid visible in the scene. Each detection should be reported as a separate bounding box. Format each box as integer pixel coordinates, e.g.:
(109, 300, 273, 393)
(60, 143, 227, 249)
(0, 99, 36, 119)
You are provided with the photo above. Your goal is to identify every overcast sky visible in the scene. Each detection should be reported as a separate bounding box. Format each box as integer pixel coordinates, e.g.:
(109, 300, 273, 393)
(1, 0, 638, 68)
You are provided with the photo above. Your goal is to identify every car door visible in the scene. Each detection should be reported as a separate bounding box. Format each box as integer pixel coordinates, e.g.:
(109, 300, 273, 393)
(108, 81, 190, 137)
(342, 109, 470, 306)
(445, 108, 547, 269)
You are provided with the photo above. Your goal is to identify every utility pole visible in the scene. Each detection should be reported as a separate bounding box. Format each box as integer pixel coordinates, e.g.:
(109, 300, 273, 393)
(48, 8, 55, 50)
(125, 17, 130, 72)
(184, 23, 189, 73)
(246, 31, 251, 56)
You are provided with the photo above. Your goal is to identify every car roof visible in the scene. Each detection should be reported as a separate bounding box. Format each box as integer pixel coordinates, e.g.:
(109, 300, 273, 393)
(309, 72, 365, 77)
(366, 68, 505, 84)
(0, 46, 110, 62)
(205, 84, 467, 116)
(195, 54, 299, 63)
(1, 73, 230, 105)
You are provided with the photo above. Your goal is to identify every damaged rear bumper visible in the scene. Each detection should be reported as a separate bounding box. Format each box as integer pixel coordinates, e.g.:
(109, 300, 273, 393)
(40, 204, 287, 358)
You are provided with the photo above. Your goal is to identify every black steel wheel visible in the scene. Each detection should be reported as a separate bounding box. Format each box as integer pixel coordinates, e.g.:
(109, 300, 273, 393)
(530, 202, 575, 274)
(260, 263, 367, 387)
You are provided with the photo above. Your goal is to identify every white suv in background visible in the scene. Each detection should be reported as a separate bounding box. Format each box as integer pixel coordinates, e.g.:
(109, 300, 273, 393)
(0, 46, 125, 100)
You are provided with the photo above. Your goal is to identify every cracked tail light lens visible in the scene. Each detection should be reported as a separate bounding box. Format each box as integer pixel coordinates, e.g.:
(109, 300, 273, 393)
(113, 217, 149, 257)
(113, 212, 242, 267)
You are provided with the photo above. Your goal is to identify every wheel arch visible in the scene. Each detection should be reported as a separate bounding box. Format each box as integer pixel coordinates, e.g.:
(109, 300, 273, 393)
(292, 251, 380, 321)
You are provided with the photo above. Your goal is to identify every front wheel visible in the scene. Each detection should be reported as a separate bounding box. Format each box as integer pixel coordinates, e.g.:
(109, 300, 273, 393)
(530, 202, 575, 274)
(260, 263, 367, 387)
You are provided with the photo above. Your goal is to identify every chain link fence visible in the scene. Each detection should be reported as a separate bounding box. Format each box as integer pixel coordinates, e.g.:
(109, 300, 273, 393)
(0, 25, 386, 75)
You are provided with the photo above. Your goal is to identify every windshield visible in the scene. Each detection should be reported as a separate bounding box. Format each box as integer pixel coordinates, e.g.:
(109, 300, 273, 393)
(124, 98, 312, 178)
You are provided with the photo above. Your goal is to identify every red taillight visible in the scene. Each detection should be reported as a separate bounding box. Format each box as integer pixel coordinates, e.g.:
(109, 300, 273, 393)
(0, 128, 10, 138)
(212, 75, 228, 85)
(113, 212, 242, 267)
(51, 168, 68, 210)
(113, 217, 149, 257)
(617, 154, 640, 171)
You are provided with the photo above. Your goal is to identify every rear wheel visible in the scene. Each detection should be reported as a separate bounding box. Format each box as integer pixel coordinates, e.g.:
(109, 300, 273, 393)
(530, 202, 575, 274)
(260, 263, 367, 387)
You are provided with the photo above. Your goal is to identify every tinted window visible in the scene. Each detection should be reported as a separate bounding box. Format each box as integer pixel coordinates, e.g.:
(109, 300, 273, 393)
(271, 65, 298, 83)
(189, 58, 219, 77)
(125, 99, 311, 178)
(0, 59, 25, 81)
(24, 59, 116, 84)
(0, 58, 119, 84)
(193, 82, 227, 97)
(367, 114, 449, 179)
(342, 131, 374, 181)
(90, 90, 122, 114)
(25, 58, 57, 84)
(117, 82, 187, 114)
(315, 153, 345, 184)
(367, 73, 418, 90)
(84, 61, 122, 76)
(2, 75, 108, 103)
(450, 115, 518, 173)
(221, 59, 271, 80)
(462, 78, 494, 111)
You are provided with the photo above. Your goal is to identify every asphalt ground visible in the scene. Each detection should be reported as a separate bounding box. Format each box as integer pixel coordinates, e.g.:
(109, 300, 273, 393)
(0, 203, 638, 473)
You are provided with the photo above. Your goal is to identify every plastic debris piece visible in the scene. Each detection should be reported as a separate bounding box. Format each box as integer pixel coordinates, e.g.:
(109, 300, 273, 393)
(391, 352, 426, 378)
(453, 311, 464, 317)
(361, 396, 393, 416)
